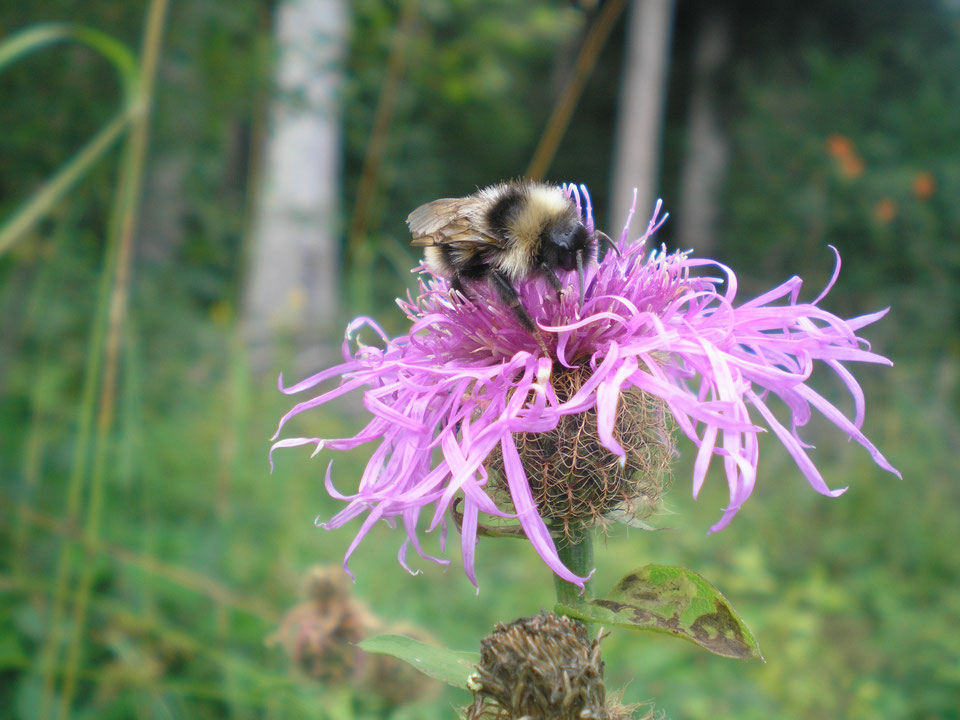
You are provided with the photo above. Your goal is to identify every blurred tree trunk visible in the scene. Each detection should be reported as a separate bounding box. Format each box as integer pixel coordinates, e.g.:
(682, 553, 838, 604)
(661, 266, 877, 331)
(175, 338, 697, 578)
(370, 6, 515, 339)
(139, 154, 188, 262)
(610, 0, 675, 231)
(243, 0, 348, 371)
(676, 8, 730, 257)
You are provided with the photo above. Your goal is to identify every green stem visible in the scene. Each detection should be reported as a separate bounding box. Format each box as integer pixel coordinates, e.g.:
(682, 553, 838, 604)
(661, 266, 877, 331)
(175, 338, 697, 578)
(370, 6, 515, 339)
(552, 523, 594, 606)
(38, 123, 126, 720)
(53, 1, 170, 716)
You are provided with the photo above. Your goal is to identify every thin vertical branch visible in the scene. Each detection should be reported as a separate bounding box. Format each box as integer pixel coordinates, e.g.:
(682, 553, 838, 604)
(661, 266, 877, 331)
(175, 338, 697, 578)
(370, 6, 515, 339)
(344, 0, 419, 263)
(38, 126, 126, 720)
(217, 12, 268, 519)
(55, 0, 170, 716)
(12, 221, 73, 579)
(525, 0, 628, 182)
(13, 360, 50, 578)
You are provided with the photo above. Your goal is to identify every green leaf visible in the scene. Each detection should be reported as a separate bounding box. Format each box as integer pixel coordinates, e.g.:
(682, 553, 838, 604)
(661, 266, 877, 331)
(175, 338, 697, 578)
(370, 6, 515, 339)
(557, 564, 763, 661)
(603, 508, 667, 531)
(357, 634, 479, 690)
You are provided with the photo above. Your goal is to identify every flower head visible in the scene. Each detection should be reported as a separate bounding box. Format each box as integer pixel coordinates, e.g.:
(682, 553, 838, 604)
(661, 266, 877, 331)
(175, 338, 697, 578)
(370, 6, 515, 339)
(465, 613, 613, 720)
(267, 565, 439, 704)
(271, 184, 899, 588)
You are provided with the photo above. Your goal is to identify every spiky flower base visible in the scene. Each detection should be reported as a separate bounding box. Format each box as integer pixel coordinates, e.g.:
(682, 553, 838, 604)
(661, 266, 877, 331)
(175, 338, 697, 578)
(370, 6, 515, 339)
(488, 364, 674, 536)
(464, 612, 649, 719)
(465, 613, 611, 720)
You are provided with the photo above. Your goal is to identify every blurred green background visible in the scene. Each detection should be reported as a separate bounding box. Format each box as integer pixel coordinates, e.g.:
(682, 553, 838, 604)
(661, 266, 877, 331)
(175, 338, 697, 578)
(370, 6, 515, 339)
(1, 0, 958, 718)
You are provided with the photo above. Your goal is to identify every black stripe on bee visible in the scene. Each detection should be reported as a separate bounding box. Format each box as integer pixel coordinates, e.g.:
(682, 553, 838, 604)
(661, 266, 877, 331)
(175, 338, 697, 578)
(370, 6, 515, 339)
(485, 186, 527, 238)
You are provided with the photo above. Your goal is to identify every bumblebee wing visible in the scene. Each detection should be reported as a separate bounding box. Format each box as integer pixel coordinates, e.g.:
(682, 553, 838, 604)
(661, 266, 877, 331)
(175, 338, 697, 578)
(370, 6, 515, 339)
(406, 198, 465, 238)
(407, 197, 501, 248)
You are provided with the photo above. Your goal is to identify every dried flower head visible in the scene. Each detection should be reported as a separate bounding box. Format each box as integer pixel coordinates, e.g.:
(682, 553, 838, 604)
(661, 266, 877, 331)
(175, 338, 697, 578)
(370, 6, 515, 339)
(267, 566, 373, 684)
(267, 566, 438, 705)
(465, 613, 607, 720)
(271, 184, 899, 588)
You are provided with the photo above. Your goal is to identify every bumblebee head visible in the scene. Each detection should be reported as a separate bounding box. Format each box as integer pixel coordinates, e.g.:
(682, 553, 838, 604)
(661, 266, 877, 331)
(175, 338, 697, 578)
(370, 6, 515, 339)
(540, 218, 594, 308)
(540, 220, 592, 273)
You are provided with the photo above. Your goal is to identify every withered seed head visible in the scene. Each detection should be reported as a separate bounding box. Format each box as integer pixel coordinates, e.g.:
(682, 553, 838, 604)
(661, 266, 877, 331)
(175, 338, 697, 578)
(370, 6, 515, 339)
(303, 565, 353, 607)
(489, 364, 675, 535)
(268, 566, 438, 706)
(266, 567, 371, 685)
(464, 612, 608, 720)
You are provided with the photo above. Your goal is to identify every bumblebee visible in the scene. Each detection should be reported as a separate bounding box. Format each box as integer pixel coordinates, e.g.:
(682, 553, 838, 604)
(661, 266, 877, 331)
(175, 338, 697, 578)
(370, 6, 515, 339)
(407, 180, 614, 333)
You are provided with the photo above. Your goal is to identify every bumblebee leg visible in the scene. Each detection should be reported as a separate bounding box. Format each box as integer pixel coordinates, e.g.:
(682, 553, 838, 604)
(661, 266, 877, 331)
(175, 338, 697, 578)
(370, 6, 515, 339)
(575, 249, 586, 308)
(597, 230, 620, 257)
(450, 272, 470, 300)
(539, 262, 564, 303)
(490, 271, 536, 333)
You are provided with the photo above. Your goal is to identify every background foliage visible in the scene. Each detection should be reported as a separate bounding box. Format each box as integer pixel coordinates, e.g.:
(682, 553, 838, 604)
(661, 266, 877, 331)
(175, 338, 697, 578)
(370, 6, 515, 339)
(1, 0, 958, 718)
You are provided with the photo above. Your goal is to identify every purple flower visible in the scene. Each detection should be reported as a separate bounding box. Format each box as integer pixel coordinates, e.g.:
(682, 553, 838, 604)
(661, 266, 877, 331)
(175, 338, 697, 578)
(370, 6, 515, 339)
(271, 184, 899, 588)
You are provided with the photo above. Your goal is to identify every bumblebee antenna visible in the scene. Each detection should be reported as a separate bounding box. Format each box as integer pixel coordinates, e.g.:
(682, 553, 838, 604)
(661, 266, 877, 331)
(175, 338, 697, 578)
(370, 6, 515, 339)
(576, 249, 586, 308)
(597, 230, 620, 258)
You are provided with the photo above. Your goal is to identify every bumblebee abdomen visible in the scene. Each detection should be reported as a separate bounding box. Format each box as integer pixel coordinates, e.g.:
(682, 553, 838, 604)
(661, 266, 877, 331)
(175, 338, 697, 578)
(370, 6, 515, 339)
(424, 242, 491, 279)
(422, 246, 453, 277)
(484, 185, 527, 237)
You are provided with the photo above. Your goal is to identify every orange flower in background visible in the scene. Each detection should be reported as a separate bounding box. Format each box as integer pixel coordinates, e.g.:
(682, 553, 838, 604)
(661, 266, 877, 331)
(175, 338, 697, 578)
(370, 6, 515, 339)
(841, 156, 864, 178)
(826, 134, 853, 157)
(874, 198, 897, 223)
(826, 133, 864, 178)
(913, 171, 935, 199)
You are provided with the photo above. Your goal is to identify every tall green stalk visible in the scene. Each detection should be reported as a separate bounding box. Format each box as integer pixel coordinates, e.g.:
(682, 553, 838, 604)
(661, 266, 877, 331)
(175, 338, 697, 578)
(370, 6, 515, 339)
(37, 125, 125, 720)
(12, 215, 75, 580)
(2, 24, 142, 711)
(552, 523, 595, 607)
(46, 1, 171, 717)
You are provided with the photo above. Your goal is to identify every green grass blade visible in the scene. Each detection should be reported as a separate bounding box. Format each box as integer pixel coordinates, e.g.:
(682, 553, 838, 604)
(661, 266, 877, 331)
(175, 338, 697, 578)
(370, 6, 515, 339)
(0, 112, 131, 257)
(0, 23, 139, 97)
(54, 2, 171, 715)
(0, 23, 141, 256)
(0, 23, 143, 255)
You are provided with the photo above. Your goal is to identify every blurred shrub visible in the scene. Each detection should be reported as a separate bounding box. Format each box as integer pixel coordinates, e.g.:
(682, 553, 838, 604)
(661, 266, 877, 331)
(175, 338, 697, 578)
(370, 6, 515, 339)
(715, 0, 960, 364)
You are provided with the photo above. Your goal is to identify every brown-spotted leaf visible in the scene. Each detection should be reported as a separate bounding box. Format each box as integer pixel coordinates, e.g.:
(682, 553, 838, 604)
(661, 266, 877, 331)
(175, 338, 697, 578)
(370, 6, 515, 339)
(557, 564, 763, 660)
